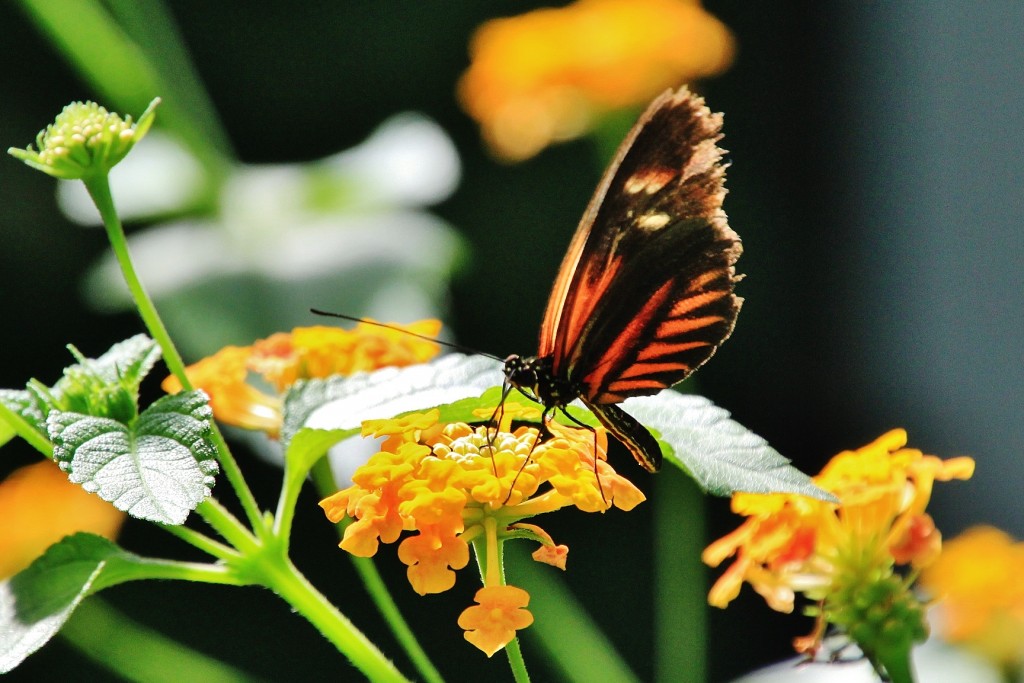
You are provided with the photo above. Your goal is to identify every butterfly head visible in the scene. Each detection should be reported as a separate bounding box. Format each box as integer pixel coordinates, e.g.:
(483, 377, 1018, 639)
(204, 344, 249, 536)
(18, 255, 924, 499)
(503, 354, 575, 408)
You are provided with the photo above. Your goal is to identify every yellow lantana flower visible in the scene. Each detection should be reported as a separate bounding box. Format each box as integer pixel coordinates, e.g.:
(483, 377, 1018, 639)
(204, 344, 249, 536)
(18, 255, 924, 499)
(320, 408, 644, 656)
(921, 525, 1024, 673)
(459, 0, 734, 161)
(162, 321, 441, 435)
(703, 429, 973, 671)
(0, 460, 124, 579)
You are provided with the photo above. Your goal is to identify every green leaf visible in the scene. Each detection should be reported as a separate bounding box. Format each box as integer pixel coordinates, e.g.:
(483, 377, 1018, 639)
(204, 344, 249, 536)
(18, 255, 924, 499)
(66, 334, 161, 394)
(284, 427, 358, 482)
(281, 353, 503, 447)
(0, 389, 47, 444)
(0, 533, 128, 674)
(48, 390, 219, 525)
(623, 392, 834, 500)
(55, 334, 161, 422)
(282, 354, 829, 501)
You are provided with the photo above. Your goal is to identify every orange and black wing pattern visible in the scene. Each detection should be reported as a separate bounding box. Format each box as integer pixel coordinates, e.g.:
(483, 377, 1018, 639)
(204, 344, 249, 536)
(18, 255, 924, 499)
(539, 87, 742, 406)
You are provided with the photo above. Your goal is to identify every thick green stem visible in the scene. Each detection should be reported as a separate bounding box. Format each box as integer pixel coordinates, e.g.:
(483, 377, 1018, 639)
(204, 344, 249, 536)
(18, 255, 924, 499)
(256, 554, 410, 683)
(311, 457, 444, 683)
(653, 469, 706, 683)
(92, 556, 249, 592)
(61, 597, 258, 683)
(81, 173, 264, 533)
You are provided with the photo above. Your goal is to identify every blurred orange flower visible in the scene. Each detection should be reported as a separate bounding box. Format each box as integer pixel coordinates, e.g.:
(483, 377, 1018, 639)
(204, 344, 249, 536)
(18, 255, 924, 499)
(922, 525, 1024, 672)
(162, 321, 441, 436)
(459, 0, 735, 160)
(0, 460, 124, 579)
(704, 429, 973, 668)
(320, 408, 644, 655)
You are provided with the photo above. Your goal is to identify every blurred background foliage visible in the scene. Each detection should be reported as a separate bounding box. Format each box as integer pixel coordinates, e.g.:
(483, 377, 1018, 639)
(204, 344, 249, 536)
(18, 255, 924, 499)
(1, 2, 1021, 681)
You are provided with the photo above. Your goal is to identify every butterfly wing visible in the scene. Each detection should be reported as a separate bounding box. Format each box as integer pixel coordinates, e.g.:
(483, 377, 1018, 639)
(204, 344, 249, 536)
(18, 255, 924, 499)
(539, 87, 742, 407)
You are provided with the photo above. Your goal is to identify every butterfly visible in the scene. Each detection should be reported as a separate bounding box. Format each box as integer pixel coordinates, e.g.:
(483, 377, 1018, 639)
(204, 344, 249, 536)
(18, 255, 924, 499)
(502, 86, 743, 472)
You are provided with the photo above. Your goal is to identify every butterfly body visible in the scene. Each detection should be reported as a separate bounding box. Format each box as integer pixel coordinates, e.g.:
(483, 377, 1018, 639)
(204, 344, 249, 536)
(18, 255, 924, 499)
(504, 86, 742, 473)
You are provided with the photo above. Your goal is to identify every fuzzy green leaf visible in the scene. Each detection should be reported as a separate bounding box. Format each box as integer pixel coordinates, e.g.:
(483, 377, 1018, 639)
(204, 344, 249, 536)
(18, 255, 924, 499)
(0, 389, 47, 445)
(48, 391, 218, 525)
(54, 334, 160, 423)
(282, 354, 829, 501)
(0, 533, 127, 673)
(623, 393, 832, 500)
(281, 353, 503, 448)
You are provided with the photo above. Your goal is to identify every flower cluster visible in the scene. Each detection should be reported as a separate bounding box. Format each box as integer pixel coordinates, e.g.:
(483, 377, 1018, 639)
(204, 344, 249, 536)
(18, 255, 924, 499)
(922, 525, 1024, 674)
(162, 321, 441, 435)
(458, 0, 734, 161)
(7, 99, 159, 180)
(320, 406, 645, 655)
(703, 429, 974, 673)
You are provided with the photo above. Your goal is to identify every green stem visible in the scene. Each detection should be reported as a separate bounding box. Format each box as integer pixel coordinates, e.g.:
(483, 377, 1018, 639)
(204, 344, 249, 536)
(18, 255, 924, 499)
(0, 401, 53, 457)
(271, 452, 307, 551)
(61, 597, 260, 683)
(193, 498, 260, 555)
(310, 457, 444, 683)
(81, 173, 264, 533)
(488, 534, 531, 683)
(256, 553, 410, 683)
(93, 556, 250, 592)
(874, 647, 916, 683)
(510, 543, 639, 683)
(157, 519, 241, 562)
(505, 637, 530, 683)
(653, 469, 706, 683)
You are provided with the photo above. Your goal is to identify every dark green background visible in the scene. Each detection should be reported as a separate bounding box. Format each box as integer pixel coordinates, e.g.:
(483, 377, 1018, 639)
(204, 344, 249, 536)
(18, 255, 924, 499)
(2, 3, 1021, 681)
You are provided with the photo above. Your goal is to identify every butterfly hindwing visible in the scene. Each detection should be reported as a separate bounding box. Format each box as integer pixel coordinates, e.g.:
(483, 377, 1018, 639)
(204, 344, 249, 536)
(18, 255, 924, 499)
(585, 400, 664, 472)
(540, 88, 742, 404)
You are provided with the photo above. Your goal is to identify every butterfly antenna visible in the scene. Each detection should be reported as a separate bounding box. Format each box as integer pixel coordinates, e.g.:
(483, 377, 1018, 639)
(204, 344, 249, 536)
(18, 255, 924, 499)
(309, 309, 504, 361)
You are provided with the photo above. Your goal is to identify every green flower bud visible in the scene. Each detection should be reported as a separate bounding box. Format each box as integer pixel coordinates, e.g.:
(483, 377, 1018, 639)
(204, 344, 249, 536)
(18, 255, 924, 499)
(7, 98, 159, 180)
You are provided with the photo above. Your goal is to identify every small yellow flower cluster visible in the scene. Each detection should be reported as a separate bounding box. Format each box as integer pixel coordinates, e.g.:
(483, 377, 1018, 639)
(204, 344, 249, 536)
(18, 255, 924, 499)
(163, 321, 441, 435)
(458, 0, 734, 161)
(922, 526, 1024, 672)
(8, 99, 159, 180)
(320, 407, 645, 656)
(703, 429, 974, 657)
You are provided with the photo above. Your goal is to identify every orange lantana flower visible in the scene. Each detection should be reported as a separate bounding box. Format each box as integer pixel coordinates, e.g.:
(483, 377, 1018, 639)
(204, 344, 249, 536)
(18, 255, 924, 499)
(704, 429, 974, 671)
(162, 321, 441, 435)
(459, 0, 734, 160)
(0, 460, 124, 579)
(922, 526, 1024, 672)
(320, 408, 644, 655)
(459, 585, 535, 657)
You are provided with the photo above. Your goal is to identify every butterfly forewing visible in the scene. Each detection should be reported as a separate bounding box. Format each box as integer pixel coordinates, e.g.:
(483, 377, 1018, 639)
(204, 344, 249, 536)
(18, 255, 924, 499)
(508, 86, 742, 472)
(541, 88, 741, 399)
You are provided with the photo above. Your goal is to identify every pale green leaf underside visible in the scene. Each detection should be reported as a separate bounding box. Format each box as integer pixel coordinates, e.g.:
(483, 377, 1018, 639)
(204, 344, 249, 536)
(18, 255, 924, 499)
(0, 389, 43, 446)
(282, 353, 504, 447)
(0, 533, 125, 674)
(285, 354, 830, 500)
(623, 393, 832, 500)
(47, 391, 219, 525)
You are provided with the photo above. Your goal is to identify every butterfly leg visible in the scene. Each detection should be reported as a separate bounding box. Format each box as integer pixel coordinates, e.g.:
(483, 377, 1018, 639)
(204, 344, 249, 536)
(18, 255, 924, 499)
(485, 382, 516, 476)
(501, 403, 552, 505)
(554, 407, 608, 505)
